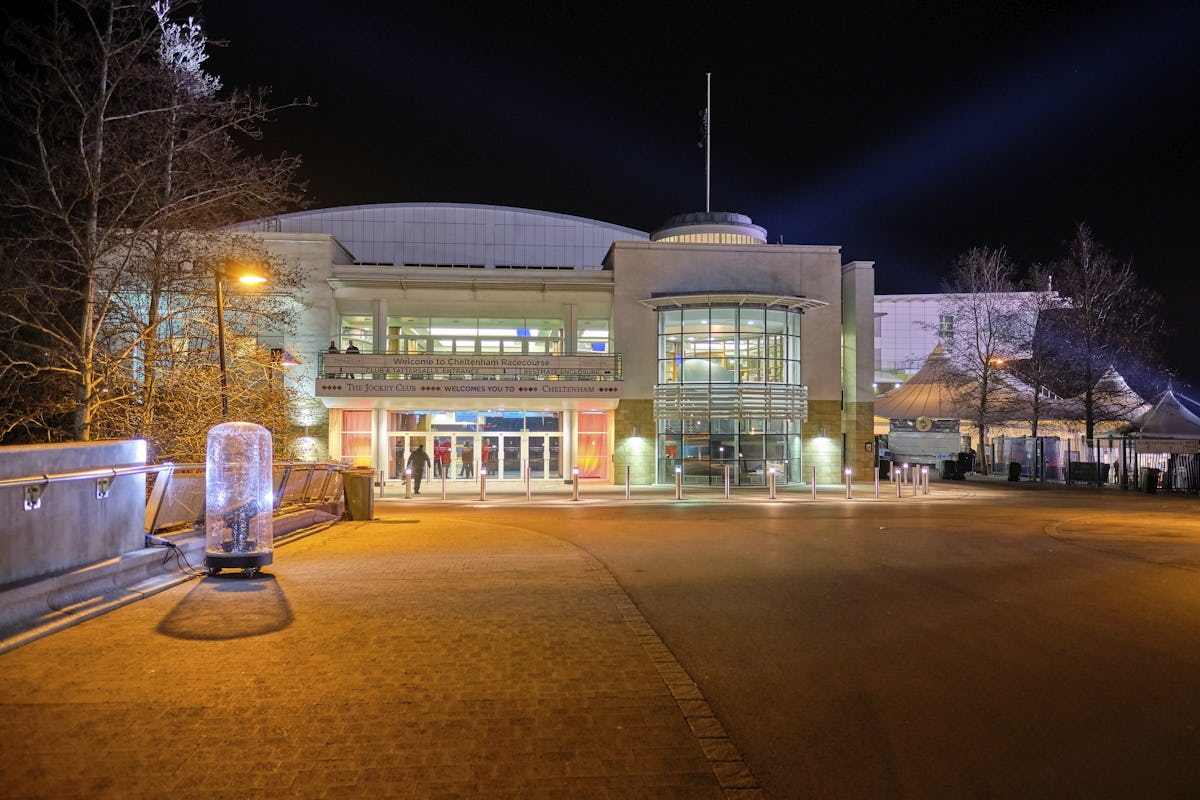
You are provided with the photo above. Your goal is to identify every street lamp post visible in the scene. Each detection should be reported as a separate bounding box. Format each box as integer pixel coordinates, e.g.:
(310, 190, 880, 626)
(215, 262, 267, 418)
(215, 273, 229, 417)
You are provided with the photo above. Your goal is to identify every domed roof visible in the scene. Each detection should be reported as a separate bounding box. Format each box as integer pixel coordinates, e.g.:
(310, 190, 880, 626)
(650, 211, 767, 244)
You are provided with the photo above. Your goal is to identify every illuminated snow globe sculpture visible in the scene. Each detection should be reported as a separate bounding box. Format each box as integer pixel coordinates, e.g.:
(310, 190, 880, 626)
(204, 422, 274, 576)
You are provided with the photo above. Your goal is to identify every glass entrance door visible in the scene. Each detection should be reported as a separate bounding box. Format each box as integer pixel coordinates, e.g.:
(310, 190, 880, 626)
(526, 435, 564, 480)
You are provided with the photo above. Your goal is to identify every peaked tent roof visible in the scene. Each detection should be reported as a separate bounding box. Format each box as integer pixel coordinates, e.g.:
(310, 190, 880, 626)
(1129, 389, 1200, 438)
(873, 344, 961, 420)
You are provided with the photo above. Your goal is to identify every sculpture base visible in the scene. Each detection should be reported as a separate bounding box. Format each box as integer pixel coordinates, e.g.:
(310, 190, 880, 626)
(205, 551, 272, 574)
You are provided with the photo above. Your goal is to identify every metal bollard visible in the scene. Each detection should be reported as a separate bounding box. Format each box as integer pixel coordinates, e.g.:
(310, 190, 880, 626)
(441, 469, 447, 500)
(526, 465, 532, 501)
(875, 466, 880, 498)
(895, 466, 902, 498)
(404, 468, 412, 499)
(845, 467, 853, 499)
(675, 465, 683, 500)
(626, 464, 631, 501)
(913, 466, 920, 496)
(811, 465, 817, 500)
(724, 464, 732, 499)
(902, 463, 909, 489)
(572, 467, 580, 501)
(768, 466, 777, 500)
(480, 467, 487, 501)
(922, 466, 929, 495)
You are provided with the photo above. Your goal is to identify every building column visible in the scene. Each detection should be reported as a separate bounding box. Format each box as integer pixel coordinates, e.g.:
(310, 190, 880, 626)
(562, 410, 576, 481)
(841, 260, 877, 478)
(373, 298, 387, 354)
(374, 408, 389, 483)
(564, 304, 577, 356)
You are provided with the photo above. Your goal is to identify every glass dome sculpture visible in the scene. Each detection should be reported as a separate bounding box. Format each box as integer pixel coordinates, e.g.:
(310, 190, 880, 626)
(204, 422, 274, 575)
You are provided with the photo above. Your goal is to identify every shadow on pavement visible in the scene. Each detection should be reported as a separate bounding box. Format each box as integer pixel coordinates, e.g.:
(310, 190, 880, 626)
(155, 572, 294, 640)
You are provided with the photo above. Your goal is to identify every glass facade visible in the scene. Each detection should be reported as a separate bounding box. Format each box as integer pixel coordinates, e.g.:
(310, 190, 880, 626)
(657, 307, 800, 385)
(337, 314, 614, 356)
(655, 305, 805, 485)
(367, 410, 567, 482)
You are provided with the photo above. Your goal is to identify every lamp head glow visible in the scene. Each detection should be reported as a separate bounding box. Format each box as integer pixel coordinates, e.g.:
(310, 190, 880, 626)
(225, 260, 268, 284)
(405, 468, 411, 476)
(675, 465, 682, 474)
(572, 467, 579, 475)
(845, 468, 852, 475)
(769, 466, 776, 474)
(481, 467, 488, 476)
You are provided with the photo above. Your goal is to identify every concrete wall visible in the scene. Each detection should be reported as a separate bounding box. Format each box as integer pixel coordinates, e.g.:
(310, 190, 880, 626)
(608, 240, 866, 483)
(0, 440, 147, 586)
(608, 241, 846, 403)
(842, 261, 877, 476)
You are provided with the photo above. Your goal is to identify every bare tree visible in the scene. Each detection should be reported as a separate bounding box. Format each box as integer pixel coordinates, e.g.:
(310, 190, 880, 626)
(937, 246, 1022, 471)
(0, 0, 308, 448)
(1048, 224, 1161, 439)
(1002, 263, 1069, 437)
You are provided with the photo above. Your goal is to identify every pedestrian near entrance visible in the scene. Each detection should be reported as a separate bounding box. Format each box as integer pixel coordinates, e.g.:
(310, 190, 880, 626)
(460, 441, 474, 478)
(393, 441, 405, 480)
(406, 444, 432, 494)
(437, 440, 452, 478)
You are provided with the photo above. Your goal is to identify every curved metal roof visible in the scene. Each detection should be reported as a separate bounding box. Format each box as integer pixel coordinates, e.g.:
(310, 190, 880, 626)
(231, 202, 648, 269)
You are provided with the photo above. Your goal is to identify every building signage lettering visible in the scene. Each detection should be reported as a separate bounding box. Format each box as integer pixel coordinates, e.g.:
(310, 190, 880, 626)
(1135, 438, 1200, 454)
(316, 379, 623, 398)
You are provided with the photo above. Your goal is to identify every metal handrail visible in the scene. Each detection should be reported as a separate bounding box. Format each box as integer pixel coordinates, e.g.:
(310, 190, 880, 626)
(2, 460, 349, 534)
(0, 462, 158, 490)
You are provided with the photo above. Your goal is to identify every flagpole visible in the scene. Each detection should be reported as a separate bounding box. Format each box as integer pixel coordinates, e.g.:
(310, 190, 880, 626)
(705, 72, 711, 213)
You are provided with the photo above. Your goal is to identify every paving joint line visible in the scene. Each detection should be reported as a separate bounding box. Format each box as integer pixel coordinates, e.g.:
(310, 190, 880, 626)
(570, 544, 766, 800)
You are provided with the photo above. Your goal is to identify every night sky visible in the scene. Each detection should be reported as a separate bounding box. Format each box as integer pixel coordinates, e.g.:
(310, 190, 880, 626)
(197, 0, 1200, 392)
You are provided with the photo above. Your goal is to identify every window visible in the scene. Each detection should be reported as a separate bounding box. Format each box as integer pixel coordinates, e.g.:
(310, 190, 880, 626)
(656, 304, 801, 386)
(938, 313, 954, 338)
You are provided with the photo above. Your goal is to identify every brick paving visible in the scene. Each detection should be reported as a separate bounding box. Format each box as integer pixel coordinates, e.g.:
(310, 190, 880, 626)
(0, 500, 758, 799)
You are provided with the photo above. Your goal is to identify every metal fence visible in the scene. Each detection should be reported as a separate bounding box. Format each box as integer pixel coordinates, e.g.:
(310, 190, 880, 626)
(145, 461, 347, 535)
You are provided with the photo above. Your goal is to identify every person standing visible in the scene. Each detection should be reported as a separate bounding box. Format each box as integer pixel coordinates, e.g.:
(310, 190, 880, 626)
(325, 340, 339, 377)
(460, 440, 474, 478)
(406, 444, 432, 495)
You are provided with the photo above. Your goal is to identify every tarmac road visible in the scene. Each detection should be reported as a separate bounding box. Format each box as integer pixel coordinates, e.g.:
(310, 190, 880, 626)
(474, 483, 1200, 799)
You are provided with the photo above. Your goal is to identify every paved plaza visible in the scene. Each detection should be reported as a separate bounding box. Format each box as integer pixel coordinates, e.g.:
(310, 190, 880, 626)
(1, 478, 1199, 799)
